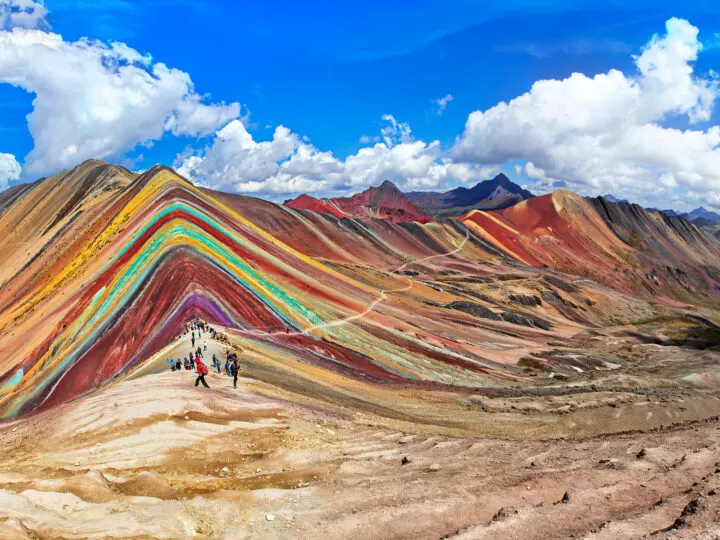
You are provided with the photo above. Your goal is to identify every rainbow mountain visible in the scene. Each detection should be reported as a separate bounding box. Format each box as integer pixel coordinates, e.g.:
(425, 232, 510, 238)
(1, 160, 719, 418)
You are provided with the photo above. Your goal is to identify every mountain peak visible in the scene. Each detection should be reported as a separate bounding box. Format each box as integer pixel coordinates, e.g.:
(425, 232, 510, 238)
(378, 180, 400, 192)
(406, 173, 533, 217)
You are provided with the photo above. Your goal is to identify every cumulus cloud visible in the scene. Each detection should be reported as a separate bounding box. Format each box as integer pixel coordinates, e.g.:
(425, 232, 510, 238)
(0, 0, 48, 30)
(0, 28, 240, 176)
(177, 116, 492, 196)
(453, 17, 720, 206)
(0, 152, 21, 187)
(435, 93, 453, 116)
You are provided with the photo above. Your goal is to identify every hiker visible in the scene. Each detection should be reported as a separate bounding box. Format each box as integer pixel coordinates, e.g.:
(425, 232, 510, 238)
(230, 358, 240, 389)
(196, 346, 203, 358)
(203, 341, 208, 351)
(191, 335, 195, 348)
(224, 359, 231, 375)
(195, 357, 210, 388)
(175, 358, 182, 371)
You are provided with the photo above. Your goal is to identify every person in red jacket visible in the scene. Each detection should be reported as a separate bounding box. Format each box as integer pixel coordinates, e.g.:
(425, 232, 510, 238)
(194, 356, 210, 388)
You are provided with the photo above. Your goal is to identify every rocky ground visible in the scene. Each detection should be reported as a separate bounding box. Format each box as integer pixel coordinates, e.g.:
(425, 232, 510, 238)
(0, 326, 719, 539)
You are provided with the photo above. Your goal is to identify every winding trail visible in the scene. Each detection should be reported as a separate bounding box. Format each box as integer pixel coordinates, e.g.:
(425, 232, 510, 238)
(235, 228, 471, 338)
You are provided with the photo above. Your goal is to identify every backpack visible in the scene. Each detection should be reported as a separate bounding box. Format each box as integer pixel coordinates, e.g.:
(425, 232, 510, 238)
(201, 363, 209, 375)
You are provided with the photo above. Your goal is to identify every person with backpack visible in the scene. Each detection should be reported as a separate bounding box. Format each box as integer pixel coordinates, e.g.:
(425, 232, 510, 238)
(230, 359, 240, 389)
(195, 357, 210, 388)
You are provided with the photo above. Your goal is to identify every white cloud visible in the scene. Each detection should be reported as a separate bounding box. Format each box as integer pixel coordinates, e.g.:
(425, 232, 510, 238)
(0, 152, 21, 187)
(358, 134, 379, 144)
(380, 114, 413, 147)
(435, 93, 453, 116)
(0, 0, 48, 30)
(177, 116, 492, 196)
(454, 18, 720, 206)
(0, 27, 240, 176)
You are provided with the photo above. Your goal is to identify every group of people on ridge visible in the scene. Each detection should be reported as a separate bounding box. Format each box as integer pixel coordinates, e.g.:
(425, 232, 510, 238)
(168, 318, 240, 389)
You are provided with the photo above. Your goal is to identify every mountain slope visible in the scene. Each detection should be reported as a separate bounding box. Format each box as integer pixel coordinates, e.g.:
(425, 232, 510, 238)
(0, 165, 522, 417)
(407, 173, 534, 217)
(280, 193, 346, 219)
(462, 191, 720, 297)
(2, 161, 720, 420)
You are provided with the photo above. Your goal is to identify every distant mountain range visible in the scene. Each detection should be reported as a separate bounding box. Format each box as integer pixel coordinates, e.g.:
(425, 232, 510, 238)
(644, 206, 720, 223)
(285, 178, 720, 233)
(599, 194, 630, 204)
(286, 173, 535, 223)
(406, 173, 534, 217)
(285, 180, 433, 223)
(682, 207, 720, 222)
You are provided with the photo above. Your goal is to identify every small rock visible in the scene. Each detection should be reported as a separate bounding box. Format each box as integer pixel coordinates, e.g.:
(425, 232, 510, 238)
(636, 448, 647, 458)
(681, 499, 700, 517)
(561, 491, 570, 503)
(266, 514, 275, 522)
(427, 463, 441, 472)
(492, 507, 518, 522)
(184, 415, 189, 420)
(222, 467, 230, 473)
(401, 456, 412, 465)
(11, 427, 17, 432)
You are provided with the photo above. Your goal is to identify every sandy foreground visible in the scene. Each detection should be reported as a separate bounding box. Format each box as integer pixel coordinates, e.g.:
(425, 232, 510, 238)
(0, 331, 719, 539)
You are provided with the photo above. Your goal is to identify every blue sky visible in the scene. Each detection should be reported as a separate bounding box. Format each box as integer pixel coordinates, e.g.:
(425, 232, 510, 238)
(1, 0, 720, 209)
